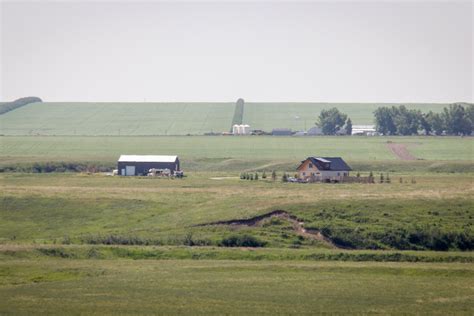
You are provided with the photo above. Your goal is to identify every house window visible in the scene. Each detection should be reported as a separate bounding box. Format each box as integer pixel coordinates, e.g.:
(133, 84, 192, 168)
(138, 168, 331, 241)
(309, 163, 313, 169)
(337, 172, 340, 176)
(302, 172, 306, 176)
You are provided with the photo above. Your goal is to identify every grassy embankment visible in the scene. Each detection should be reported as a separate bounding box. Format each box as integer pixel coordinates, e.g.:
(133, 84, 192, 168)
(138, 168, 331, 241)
(1, 171, 472, 250)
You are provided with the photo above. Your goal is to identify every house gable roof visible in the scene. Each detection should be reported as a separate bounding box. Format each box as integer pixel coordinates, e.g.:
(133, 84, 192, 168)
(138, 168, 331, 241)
(297, 157, 351, 171)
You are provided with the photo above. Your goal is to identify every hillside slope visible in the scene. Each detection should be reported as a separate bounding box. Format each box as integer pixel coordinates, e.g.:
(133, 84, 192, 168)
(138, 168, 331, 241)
(0, 102, 448, 136)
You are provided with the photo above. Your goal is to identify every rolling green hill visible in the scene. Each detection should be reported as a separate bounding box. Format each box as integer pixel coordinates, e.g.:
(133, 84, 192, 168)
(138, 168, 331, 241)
(0, 102, 448, 136)
(0, 102, 234, 136)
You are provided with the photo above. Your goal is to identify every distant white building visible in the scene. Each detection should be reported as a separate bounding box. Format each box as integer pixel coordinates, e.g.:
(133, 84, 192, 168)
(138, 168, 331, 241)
(352, 125, 377, 136)
(232, 124, 250, 135)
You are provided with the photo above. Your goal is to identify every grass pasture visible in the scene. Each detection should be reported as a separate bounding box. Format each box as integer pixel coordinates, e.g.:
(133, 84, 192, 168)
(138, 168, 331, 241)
(1, 136, 472, 166)
(0, 259, 473, 314)
(1, 172, 472, 250)
(0, 102, 448, 136)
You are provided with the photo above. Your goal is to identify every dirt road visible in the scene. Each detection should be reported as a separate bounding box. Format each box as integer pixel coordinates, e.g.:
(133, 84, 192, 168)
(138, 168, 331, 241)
(386, 142, 417, 160)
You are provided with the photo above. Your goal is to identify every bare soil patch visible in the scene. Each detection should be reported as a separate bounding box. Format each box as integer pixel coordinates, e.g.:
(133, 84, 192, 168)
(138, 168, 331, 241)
(387, 142, 417, 160)
(195, 210, 338, 248)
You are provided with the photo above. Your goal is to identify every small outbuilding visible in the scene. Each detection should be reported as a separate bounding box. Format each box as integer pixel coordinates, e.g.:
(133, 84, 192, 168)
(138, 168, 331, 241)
(272, 128, 292, 136)
(118, 155, 180, 176)
(297, 156, 351, 182)
(307, 127, 323, 136)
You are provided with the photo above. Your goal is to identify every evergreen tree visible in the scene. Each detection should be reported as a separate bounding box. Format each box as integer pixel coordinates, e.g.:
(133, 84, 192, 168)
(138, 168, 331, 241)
(271, 170, 277, 181)
(262, 171, 267, 179)
(345, 118, 353, 135)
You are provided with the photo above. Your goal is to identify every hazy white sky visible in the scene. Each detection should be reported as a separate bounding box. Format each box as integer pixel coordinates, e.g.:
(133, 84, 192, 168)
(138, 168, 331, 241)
(0, 0, 472, 102)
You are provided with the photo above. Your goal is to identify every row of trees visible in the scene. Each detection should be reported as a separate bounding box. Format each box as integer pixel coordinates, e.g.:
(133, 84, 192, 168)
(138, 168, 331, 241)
(316, 107, 352, 135)
(374, 103, 473, 136)
(0, 96, 42, 115)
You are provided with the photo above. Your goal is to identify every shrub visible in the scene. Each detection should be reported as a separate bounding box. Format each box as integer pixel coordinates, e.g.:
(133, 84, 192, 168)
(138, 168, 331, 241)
(262, 171, 267, 179)
(282, 173, 288, 182)
(271, 170, 277, 181)
(219, 234, 266, 247)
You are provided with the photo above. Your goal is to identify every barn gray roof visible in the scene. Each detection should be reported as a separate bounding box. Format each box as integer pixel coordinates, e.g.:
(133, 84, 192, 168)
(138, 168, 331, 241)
(118, 155, 178, 163)
(298, 156, 351, 171)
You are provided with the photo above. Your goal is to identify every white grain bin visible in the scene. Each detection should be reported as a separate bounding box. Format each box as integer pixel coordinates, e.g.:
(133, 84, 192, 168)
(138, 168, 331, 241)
(232, 124, 240, 135)
(242, 124, 250, 135)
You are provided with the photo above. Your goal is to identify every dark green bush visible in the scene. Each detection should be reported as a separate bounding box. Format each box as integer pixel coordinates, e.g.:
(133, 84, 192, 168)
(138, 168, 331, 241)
(219, 234, 266, 247)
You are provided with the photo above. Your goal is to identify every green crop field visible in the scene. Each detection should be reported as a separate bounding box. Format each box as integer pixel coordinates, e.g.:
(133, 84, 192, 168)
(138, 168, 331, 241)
(0, 102, 448, 136)
(0, 102, 235, 136)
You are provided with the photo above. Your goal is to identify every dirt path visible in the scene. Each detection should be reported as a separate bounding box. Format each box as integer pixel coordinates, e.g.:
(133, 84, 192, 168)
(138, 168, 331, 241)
(386, 142, 417, 160)
(195, 210, 338, 248)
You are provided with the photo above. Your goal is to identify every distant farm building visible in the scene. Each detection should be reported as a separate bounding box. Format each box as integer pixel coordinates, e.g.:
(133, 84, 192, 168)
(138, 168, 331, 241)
(307, 127, 323, 136)
(293, 131, 307, 136)
(272, 128, 292, 136)
(297, 157, 351, 182)
(352, 125, 377, 136)
(118, 155, 180, 176)
(232, 124, 250, 135)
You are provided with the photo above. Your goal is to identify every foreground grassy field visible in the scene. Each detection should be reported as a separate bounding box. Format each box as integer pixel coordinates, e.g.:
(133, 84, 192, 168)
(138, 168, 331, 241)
(0, 102, 448, 135)
(0, 258, 473, 314)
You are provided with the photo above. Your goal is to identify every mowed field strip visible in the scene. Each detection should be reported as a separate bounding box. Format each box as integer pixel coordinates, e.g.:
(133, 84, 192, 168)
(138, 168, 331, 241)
(0, 102, 448, 136)
(1, 136, 472, 163)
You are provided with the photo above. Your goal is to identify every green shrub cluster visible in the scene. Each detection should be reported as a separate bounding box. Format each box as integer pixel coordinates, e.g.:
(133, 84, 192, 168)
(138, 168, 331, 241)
(81, 234, 162, 246)
(318, 225, 473, 251)
(219, 234, 266, 247)
(0, 162, 114, 173)
(240, 172, 259, 180)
